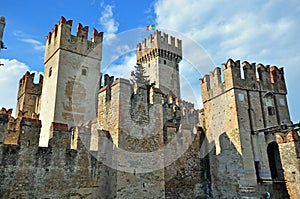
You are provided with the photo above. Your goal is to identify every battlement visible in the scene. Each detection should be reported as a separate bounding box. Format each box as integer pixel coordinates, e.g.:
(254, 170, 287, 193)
(200, 59, 287, 102)
(46, 16, 103, 44)
(136, 30, 182, 63)
(0, 107, 12, 117)
(18, 71, 43, 88)
(44, 16, 104, 63)
(181, 100, 195, 111)
(0, 113, 103, 151)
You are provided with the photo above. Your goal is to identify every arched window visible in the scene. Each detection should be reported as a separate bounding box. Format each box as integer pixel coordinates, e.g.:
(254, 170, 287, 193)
(264, 92, 275, 116)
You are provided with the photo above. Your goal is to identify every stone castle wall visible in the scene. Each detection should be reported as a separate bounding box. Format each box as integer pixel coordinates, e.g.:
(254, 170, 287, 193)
(1, 15, 299, 198)
(0, 114, 117, 199)
(278, 138, 300, 199)
(98, 77, 166, 198)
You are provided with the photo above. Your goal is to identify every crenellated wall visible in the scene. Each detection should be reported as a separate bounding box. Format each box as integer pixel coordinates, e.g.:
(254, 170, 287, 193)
(0, 114, 117, 198)
(97, 73, 207, 198)
(2, 13, 298, 197)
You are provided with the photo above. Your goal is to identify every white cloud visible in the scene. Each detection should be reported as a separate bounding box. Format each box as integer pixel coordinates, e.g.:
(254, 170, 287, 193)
(14, 31, 45, 52)
(154, 0, 300, 121)
(99, 4, 119, 41)
(103, 52, 136, 80)
(0, 59, 29, 114)
(0, 59, 43, 116)
(19, 38, 45, 51)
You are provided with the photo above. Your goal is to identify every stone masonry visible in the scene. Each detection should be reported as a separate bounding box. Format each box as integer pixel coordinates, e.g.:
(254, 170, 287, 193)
(0, 16, 299, 199)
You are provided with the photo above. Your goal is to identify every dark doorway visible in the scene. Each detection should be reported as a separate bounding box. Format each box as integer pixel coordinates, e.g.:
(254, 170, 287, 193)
(267, 142, 284, 179)
(254, 161, 261, 182)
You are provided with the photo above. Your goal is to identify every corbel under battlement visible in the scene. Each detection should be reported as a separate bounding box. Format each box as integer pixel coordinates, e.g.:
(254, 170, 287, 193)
(136, 30, 182, 63)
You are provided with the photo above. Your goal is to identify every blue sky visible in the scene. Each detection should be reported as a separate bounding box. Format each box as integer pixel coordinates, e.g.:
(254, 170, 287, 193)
(0, 0, 299, 122)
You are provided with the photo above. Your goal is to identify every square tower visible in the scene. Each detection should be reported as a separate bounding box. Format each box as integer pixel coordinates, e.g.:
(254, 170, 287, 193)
(136, 30, 182, 98)
(39, 17, 103, 146)
(200, 59, 291, 198)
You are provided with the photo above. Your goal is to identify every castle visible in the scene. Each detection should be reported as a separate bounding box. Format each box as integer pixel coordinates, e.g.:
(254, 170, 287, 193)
(0, 16, 299, 199)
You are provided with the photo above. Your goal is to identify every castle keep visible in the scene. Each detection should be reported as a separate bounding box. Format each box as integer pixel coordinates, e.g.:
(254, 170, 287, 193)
(0, 17, 299, 199)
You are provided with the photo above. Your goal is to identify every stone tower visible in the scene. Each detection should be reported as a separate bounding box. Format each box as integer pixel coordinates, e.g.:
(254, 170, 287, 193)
(136, 30, 182, 98)
(39, 17, 103, 146)
(16, 71, 43, 118)
(97, 30, 184, 198)
(98, 76, 166, 198)
(200, 59, 291, 198)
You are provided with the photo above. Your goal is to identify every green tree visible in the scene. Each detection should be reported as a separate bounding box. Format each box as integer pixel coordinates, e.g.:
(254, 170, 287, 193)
(130, 63, 150, 85)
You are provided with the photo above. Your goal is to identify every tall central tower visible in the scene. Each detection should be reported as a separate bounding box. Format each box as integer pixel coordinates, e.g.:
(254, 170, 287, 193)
(39, 17, 103, 146)
(136, 30, 182, 98)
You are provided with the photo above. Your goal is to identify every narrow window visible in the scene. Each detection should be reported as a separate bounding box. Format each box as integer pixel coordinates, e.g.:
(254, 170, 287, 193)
(69, 97, 72, 107)
(82, 68, 87, 76)
(254, 161, 261, 182)
(49, 67, 52, 77)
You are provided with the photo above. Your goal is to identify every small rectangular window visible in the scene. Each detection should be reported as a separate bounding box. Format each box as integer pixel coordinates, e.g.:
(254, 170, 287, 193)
(82, 68, 87, 76)
(268, 106, 275, 115)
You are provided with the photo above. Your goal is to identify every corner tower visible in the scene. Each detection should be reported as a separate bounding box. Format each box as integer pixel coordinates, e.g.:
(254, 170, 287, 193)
(39, 17, 103, 146)
(136, 30, 182, 97)
(200, 59, 291, 198)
